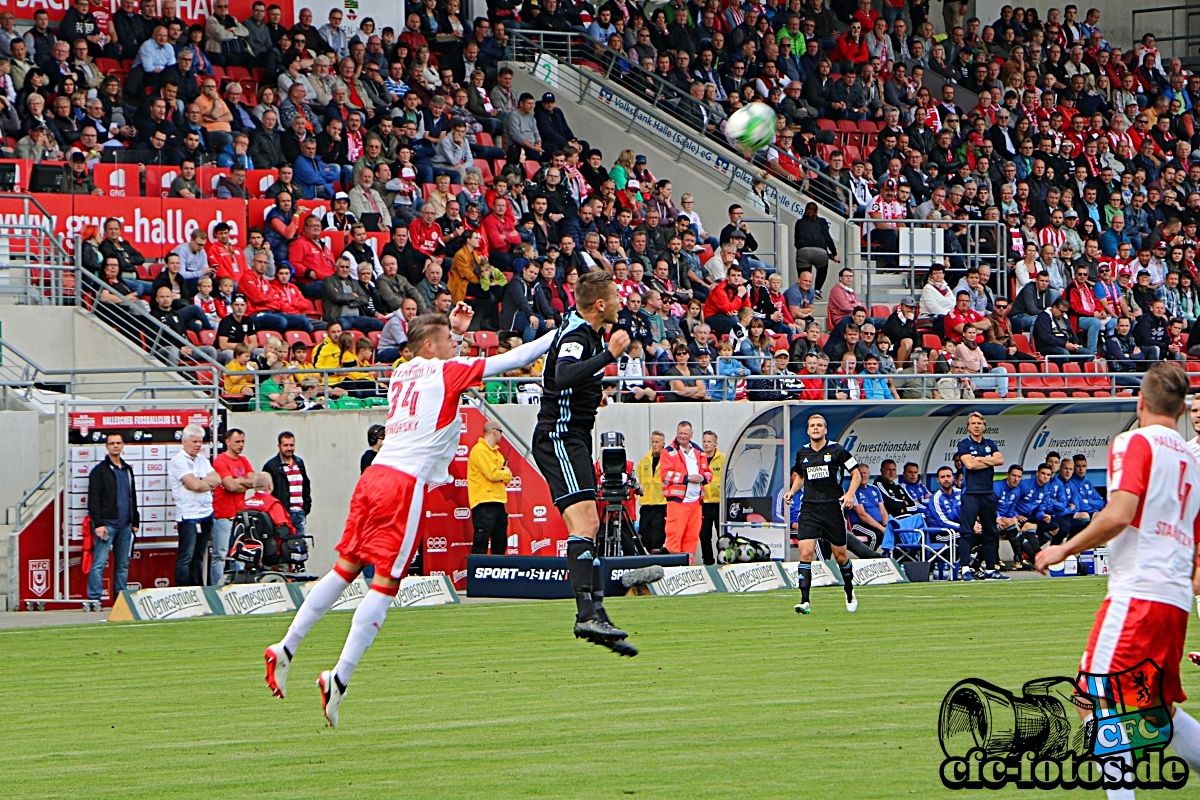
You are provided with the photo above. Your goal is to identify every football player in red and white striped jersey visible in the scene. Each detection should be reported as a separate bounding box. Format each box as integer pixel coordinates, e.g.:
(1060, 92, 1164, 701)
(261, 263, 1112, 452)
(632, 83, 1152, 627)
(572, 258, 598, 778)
(1036, 364, 1200, 792)
(264, 304, 553, 727)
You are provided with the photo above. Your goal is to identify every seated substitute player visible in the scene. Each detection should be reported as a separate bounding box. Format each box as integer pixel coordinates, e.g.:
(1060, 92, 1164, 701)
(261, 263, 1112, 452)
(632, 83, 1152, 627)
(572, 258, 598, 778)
(996, 463, 1057, 571)
(531, 270, 637, 657)
(782, 413, 861, 615)
(849, 462, 888, 552)
(1064, 453, 1105, 530)
(994, 465, 1025, 568)
(263, 305, 555, 727)
(899, 461, 931, 505)
(924, 466, 962, 542)
(1036, 363, 1200, 789)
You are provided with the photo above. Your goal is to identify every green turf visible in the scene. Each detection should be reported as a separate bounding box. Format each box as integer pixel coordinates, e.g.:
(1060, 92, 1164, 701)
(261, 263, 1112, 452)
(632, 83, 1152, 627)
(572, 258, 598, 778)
(2, 578, 1198, 799)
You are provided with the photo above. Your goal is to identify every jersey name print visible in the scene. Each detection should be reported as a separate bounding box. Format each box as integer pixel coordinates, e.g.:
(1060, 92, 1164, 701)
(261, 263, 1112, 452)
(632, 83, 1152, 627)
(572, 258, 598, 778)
(805, 464, 831, 481)
(792, 443, 858, 505)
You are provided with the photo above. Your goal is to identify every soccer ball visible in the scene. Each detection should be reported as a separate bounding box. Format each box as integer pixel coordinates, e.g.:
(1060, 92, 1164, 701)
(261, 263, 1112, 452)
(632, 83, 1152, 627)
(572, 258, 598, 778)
(726, 103, 778, 152)
(735, 542, 756, 563)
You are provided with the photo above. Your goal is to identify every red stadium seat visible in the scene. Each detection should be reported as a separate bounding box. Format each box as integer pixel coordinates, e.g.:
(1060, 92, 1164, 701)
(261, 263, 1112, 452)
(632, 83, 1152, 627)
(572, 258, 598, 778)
(1186, 361, 1200, 390)
(477, 159, 494, 185)
(1083, 360, 1112, 395)
(198, 330, 217, 346)
(476, 132, 494, 147)
(256, 331, 274, 348)
(285, 330, 314, 348)
(96, 58, 122, 74)
(835, 119, 858, 146)
(1042, 361, 1066, 391)
(921, 333, 942, 351)
(524, 160, 540, 179)
(473, 330, 499, 355)
(1017, 362, 1045, 392)
(1062, 362, 1091, 395)
(870, 304, 890, 318)
(1013, 333, 1033, 355)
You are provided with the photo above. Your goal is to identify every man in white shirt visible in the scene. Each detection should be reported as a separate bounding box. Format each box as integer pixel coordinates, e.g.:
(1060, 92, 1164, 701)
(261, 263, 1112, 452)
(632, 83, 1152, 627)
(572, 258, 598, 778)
(167, 424, 220, 586)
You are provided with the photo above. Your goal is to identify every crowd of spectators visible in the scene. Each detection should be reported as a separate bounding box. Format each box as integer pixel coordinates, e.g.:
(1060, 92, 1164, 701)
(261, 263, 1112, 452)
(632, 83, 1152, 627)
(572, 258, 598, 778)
(19, 0, 1200, 404)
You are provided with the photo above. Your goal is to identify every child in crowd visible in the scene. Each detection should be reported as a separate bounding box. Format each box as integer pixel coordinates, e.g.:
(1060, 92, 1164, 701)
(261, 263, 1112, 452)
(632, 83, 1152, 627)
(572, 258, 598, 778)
(215, 276, 236, 317)
(193, 275, 220, 327)
(715, 339, 749, 401)
(617, 339, 657, 402)
(223, 343, 256, 398)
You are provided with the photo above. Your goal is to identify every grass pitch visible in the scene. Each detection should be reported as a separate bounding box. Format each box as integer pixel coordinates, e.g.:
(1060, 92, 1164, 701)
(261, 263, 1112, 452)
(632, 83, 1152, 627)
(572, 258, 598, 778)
(2, 578, 1198, 799)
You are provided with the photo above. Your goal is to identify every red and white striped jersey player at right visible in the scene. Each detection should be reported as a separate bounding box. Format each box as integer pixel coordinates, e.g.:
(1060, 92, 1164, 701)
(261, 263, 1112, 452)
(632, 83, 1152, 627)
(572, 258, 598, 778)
(265, 303, 554, 728)
(1036, 363, 1200, 800)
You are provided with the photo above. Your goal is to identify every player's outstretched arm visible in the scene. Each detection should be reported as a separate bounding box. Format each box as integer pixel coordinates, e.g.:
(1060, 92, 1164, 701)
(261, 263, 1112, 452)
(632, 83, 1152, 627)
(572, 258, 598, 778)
(1034, 490, 1137, 574)
(482, 330, 556, 378)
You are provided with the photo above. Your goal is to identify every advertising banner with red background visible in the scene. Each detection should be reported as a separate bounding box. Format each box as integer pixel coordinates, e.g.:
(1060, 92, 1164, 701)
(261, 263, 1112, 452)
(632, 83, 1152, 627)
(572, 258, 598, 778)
(3, 0, 295, 28)
(0, 191, 249, 258)
(422, 407, 568, 590)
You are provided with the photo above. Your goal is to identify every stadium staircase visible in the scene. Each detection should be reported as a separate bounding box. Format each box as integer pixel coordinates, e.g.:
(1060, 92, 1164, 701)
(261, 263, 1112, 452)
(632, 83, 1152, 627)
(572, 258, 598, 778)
(505, 32, 912, 306)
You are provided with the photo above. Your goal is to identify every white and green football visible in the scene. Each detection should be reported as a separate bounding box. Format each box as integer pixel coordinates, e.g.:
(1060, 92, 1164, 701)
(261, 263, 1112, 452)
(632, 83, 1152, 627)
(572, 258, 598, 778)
(726, 103, 778, 152)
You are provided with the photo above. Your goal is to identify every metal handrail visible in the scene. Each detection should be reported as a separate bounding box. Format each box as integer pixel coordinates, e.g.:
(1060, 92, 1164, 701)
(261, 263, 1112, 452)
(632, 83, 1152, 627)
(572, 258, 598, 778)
(840, 217, 1010, 309)
(0, 337, 221, 403)
(0, 193, 74, 305)
(1131, 5, 1200, 59)
(465, 386, 537, 457)
(13, 459, 62, 530)
(508, 29, 851, 218)
(76, 266, 226, 373)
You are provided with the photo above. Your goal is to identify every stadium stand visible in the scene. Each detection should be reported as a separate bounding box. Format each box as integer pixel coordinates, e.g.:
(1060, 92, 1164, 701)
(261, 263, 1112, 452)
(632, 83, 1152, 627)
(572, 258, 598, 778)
(2, 0, 1195, 404)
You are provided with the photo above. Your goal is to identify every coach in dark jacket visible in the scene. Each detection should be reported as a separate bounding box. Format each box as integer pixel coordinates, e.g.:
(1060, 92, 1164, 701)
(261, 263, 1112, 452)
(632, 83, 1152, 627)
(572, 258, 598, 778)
(262, 433, 312, 535)
(86, 433, 139, 601)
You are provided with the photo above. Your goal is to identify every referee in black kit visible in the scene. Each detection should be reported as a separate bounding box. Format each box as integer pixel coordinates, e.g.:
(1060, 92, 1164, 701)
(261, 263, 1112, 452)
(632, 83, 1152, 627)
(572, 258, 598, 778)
(782, 414, 861, 616)
(531, 269, 638, 657)
(955, 412, 1008, 581)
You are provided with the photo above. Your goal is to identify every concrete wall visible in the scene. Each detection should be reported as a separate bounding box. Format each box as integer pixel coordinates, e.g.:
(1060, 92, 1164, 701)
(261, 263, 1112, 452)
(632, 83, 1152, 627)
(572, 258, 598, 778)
(230, 399, 765, 574)
(0, 306, 204, 399)
(0, 410, 41, 513)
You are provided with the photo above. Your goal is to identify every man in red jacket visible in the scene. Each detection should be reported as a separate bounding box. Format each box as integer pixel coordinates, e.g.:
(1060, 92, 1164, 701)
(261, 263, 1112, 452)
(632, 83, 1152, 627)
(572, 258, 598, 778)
(702, 265, 751, 336)
(289, 214, 336, 299)
(237, 250, 290, 333)
(206, 222, 249, 285)
(270, 265, 318, 334)
(660, 421, 713, 563)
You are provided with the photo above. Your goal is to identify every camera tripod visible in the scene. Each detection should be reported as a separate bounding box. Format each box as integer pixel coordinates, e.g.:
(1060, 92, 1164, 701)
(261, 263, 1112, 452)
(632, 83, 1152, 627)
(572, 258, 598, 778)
(596, 495, 646, 558)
